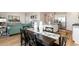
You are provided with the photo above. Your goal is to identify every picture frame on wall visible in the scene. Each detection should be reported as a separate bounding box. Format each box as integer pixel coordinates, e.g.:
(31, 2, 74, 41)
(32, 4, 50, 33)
(8, 15, 20, 22)
(8, 15, 13, 21)
(30, 15, 37, 19)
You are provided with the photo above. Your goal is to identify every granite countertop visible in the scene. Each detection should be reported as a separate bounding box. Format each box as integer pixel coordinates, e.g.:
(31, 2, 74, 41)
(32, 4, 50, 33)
(73, 24, 79, 26)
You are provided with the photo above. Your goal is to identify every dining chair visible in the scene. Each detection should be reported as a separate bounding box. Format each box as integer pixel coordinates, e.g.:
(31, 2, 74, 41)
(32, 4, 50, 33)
(27, 30, 37, 46)
(51, 36, 67, 46)
(35, 34, 45, 46)
(59, 36, 67, 46)
(58, 29, 69, 46)
(27, 30, 45, 46)
(20, 29, 29, 46)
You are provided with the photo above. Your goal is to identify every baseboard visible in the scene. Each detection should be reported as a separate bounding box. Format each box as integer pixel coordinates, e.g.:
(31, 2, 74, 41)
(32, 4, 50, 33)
(9, 33, 20, 36)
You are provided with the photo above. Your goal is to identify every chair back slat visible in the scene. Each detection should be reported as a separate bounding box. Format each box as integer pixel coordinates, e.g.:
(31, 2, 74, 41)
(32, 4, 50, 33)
(20, 29, 29, 46)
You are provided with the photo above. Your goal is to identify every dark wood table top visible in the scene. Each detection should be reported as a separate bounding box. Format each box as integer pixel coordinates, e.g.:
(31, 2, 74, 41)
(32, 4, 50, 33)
(36, 34, 56, 46)
(26, 28, 60, 46)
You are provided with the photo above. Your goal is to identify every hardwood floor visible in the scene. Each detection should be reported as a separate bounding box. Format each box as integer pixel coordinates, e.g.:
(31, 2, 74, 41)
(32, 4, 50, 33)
(0, 30, 76, 46)
(0, 35, 20, 46)
(58, 29, 75, 46)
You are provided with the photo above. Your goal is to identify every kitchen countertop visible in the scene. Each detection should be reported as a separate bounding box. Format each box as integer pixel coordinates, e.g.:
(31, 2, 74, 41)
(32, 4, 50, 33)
(73, 24, 79, 26)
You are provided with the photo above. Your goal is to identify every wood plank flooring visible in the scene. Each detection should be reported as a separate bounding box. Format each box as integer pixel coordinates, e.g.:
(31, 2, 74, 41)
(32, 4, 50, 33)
(0, 35, 20, 46)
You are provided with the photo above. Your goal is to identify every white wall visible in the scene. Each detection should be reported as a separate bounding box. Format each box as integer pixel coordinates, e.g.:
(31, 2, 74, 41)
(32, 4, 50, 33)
(0, 12, 26, 24)
(66, 12, 79, 30)
(40, 12, 55, 25)
(40, 12, 46, 24)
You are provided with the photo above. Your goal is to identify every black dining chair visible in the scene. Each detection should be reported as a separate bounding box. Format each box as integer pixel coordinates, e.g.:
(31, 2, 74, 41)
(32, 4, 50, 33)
(51, 36, 67, 46)
(59, 36, 67, 46)
(34, 34, 45, 46)
(20, 29, 29, 46)
(27, 31, 37, 46)
(27, 31, 45, 46)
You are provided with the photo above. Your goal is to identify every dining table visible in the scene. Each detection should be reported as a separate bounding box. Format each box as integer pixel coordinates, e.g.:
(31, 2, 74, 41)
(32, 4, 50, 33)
(26, 28, 61, 46)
